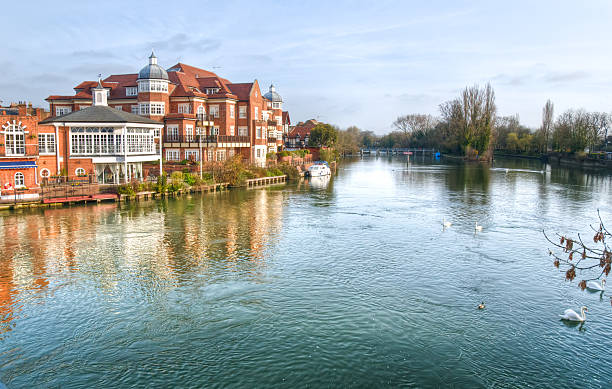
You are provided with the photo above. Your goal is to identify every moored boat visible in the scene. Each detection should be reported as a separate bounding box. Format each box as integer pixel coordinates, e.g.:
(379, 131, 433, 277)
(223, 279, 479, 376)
(308, 161, 331, 177)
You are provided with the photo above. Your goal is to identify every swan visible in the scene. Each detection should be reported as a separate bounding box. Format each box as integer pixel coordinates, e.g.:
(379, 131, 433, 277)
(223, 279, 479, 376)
(505, 168, 509, 174)
(478, 302, 485, 310)
(443, 218, 452, 228)
(560, 306, 587, 322)
(475, 222, 483, 232)
(586, 279, 606, 291)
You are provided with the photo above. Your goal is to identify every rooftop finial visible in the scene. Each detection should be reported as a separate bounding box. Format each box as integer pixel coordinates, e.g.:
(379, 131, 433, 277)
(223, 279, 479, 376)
(149, 50, 158, 65)
(96, 74, 103, 88)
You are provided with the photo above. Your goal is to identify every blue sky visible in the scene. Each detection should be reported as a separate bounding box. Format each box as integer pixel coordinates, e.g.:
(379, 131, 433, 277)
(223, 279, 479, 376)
(1, 0, 611, 133)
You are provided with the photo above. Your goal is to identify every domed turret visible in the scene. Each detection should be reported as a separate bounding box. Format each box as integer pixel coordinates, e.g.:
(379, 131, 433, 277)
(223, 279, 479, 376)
(263, 84, 283, 103)
(138, 51, 169, 80)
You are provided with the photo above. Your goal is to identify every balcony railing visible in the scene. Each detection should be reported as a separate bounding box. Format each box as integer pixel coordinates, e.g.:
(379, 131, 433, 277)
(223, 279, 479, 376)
(217, 135, 250, 143)
(267, 137, 277, 143)
(163, 135, 218, 144)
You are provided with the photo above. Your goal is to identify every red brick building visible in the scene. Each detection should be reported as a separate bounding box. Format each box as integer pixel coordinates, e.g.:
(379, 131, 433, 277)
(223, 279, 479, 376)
(0, 103, 55, 200)
(46, 52, 290, 167)
(285, 119, 319, 148)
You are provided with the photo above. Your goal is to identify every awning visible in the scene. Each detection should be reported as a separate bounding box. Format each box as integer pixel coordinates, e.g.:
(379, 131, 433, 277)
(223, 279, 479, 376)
(0, 160, 37, 169)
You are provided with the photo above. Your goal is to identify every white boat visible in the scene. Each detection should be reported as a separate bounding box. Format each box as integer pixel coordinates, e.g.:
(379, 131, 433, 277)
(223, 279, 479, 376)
(308, 162, 331, 177)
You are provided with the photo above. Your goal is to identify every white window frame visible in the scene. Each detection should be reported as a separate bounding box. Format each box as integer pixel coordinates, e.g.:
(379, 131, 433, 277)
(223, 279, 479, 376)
(178, 103, 190, 114)
(230, 125, 235, 136)
(4, 122, 26, 156)
(209, 105, 219, 118)
(185, 125, 194, 141)
(185, 149, 199, 161)
(165, 149, 180, 161)
(239, 105, 247, 119)
(56, 106, 71, 116)
(229, 105, 235, 118)
(166, 125, 179, 141)
(14, 172, 24, 188)
(125, 87, 138, 96)
(38, 133, 56, 154)
(238, 126, 248, 137)
(75, 167, 86, 176)
(131, 105, 139, 114)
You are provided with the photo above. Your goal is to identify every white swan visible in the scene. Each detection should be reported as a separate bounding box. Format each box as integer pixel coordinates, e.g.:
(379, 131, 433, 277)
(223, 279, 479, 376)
(586, 279, 606, 291)
(475, 222, 483, 232)
(443, 218, 452, 228)
(560, 306, 587, 322)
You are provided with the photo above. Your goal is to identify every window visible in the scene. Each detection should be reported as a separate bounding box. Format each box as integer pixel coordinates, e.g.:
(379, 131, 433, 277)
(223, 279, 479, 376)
(166, 125, 179, 141)
(207, 149, 213, 162)
(38, 133, 56, 154)
(256, 127, 262, 139)
(228, 149, 235, 157)
(4, 122, 26, 156)
(185, 125, 194, 141)
(197, 105, 205, 118)
(239, 105, 247, 119)
(115, 106, 123, 111)
(140, 102, 165, 115)
(185, 150, 199, 161)
(229, 105, 235, 118)
(40, 168, 51, 178)
(230, 126, 235, 136)
(178, 103, 190, 114)
(131, 105, 139, 114)
(126, 87, 138, 96)
(212, 127, 219, 135)
(69, 126, 154, 156)
(273, 102, 281, 109)
(14, 172, 24, 188)
(256, 149, 261, 158)
(75, 168, 86, 176)
(216, 150, 225, 161)
(166, 149, 180, 161)
(255, 107, 258, 119)
(138, 80, 168, 93)
(238, 126, 248, 137)
(56, 106, 71, 116)
(209, 105, 219, 118)
(276, 116, 282, 125)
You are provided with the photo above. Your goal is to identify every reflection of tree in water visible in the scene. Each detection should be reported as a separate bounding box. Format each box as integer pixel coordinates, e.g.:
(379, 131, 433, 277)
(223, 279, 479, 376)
(445, 162, 491, 198)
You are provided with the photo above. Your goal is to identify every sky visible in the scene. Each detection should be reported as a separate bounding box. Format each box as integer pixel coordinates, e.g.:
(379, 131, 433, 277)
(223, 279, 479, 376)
(1, 0, 611, 133)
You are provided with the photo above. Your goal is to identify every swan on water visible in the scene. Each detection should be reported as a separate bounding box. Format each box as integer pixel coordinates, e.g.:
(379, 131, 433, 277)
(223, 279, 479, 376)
(586, 279, 606, 291)
(560, 306, 587, 322)
(475, 222, 483, 232)
(443, 218, 452, 228)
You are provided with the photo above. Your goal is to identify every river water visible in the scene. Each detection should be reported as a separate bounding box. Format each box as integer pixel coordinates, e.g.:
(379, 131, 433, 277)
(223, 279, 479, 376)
(0, 157, 611, 388)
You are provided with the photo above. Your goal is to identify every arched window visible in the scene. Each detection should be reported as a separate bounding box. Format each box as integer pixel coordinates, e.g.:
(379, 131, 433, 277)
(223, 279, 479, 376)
(2, 121, 26, 155)
(75, 168, 86, 176)
(14, 172, 24, 187)
(40, 168, 51, 178)
(197, 105, 205, 118)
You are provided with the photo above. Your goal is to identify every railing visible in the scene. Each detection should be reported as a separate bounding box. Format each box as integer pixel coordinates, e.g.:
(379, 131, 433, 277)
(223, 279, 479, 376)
(162, 135, 218, 144)
(268, 137, 277, 143)
(217, 135, 250, 143)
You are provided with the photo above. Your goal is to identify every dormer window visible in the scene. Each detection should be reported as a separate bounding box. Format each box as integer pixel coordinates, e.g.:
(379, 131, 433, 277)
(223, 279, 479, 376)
(126, 87, 137, 96)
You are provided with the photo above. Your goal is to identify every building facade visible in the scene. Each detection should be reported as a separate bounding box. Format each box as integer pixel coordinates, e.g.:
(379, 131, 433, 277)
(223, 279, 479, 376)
(40, 80, 164, 184)
(285, 119, 318, 149)
(0, 103, 54, 200)
(46, 53, 290, 167)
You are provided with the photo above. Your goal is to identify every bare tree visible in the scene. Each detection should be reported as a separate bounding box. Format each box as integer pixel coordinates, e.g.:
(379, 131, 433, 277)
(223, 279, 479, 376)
(392, 114, 437, 135)
(541, 100, 554, 152)
(545, 211, 611, 293)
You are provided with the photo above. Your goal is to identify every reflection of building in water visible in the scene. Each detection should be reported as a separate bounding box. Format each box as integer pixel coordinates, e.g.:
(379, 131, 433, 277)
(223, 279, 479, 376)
(0, 187, 286, 332)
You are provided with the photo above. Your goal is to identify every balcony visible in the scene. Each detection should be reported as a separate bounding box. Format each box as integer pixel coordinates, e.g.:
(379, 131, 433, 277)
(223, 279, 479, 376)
(162, 134, 218, 146)
(217, 135, 250, 147)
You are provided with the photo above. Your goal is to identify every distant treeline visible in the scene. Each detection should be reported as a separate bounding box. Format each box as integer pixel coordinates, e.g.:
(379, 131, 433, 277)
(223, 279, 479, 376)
(333, 85, 611, 159)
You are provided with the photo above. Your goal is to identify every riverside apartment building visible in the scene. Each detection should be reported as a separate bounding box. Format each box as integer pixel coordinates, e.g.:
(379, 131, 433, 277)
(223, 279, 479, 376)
(46, 52, 290, 166)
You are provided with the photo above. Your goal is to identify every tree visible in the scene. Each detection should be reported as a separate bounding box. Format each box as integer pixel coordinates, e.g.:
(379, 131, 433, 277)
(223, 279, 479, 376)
(545, 212, 611, 296)
(308, 123, 338, 148)
(439, 83, 496, 159)
(541, 100, 554, 152)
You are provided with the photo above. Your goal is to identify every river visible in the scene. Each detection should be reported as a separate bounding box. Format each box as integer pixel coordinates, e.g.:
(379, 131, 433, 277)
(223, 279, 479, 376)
(0, 156, 611, 388)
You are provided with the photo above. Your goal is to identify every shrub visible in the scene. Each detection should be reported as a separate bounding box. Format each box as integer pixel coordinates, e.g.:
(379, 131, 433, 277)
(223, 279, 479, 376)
(266, 151, 277, 160)
(183, 172, 197, 186)
(279, 150, 290, 157)
(319, 149, 338, 162)
(117, 184, 135, 196)
(278, 163, 299, 180)
(156, 174, 168, 193)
